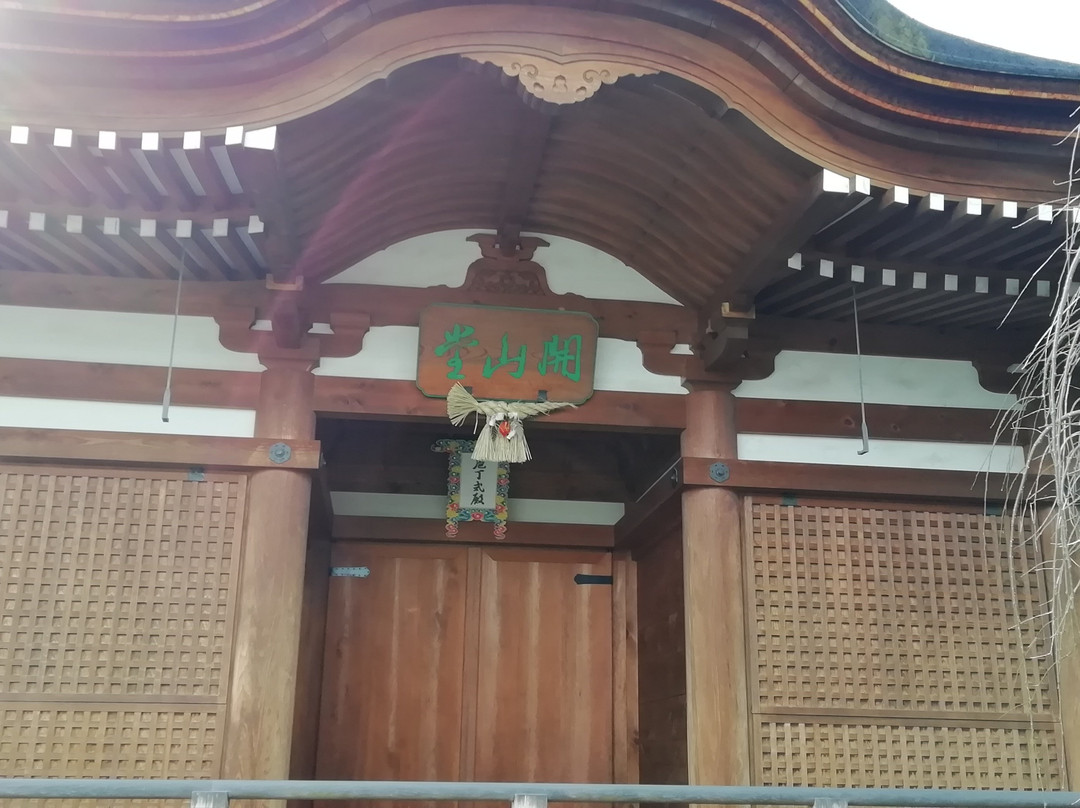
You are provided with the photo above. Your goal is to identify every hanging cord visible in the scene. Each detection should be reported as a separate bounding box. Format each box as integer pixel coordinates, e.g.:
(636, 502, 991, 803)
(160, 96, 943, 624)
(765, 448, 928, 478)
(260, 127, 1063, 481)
(852, 286, 870, 455)
(161, 249, 186, 423)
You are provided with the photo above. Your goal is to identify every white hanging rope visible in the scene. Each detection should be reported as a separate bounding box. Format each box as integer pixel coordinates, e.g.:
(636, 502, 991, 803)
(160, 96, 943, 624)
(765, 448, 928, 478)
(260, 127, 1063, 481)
(852, 287, 870, 456)
(161, 249, 186, 423)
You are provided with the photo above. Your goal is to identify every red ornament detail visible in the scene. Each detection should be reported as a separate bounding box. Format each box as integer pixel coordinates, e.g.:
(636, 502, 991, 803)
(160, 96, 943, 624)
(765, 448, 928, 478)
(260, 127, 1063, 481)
(497, 420, 513, 438)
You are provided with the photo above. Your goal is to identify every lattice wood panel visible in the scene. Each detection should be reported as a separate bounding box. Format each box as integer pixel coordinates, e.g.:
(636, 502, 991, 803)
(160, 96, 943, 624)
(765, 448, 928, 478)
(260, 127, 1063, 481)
(757, 717, 1063, 789)
(0, 467, 245, 700)
(0, 464, 247, 798)
(0, 703, 222, 777)
(747, 501, 1053, 719)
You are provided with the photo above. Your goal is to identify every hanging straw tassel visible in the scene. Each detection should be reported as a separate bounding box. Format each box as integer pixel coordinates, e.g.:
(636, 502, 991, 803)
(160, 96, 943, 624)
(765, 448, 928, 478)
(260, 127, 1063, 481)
(447, 383, 484, 427)
(446, 383, 575, 463)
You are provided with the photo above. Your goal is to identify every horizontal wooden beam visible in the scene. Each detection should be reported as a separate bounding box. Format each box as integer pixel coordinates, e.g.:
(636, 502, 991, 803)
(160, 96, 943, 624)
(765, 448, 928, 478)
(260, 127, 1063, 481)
(0, 358, 682, 431)
(735, 399, 1002, 444)
(313, 377, 686, 432)
(681, 456, 1017, 502)
(614, 458, 683, 547)
(0, 268, 695, 343)
(328, 463, 627, 502)
(0, 197, 256, 228)
(752, 315, 1037, 364)
(0, 269, 264, 316)
(0, 358, 1009, 441)
(0, 426, 321, 470)
(332, 515, 613, 548)
(0, 357, 261, 408)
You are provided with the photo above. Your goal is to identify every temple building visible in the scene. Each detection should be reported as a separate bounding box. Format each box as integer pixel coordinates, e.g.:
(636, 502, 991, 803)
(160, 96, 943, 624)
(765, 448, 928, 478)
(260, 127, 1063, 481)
(0, 1, 1078, 804)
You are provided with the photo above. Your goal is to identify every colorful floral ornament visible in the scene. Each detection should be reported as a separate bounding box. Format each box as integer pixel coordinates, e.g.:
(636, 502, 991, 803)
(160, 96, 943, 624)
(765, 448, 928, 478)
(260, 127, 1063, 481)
(432, 438, 510, 539)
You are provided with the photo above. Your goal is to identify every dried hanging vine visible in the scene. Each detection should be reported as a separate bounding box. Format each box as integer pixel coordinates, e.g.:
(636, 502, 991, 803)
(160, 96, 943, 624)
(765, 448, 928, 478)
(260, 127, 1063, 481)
(999, 118, 1080, 665)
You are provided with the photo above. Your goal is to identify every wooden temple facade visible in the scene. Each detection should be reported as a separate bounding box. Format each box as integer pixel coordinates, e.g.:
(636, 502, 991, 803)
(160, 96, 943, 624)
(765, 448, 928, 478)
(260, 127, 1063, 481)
(1, 1, 1079, 803)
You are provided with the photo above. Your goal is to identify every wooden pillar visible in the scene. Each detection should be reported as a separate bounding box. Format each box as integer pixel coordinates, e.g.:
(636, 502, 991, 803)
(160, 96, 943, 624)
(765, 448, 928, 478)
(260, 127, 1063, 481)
(224, 354, 318, 793)
(680, 383, 751, 787)
(1042, 505, 1080, 787)
(1060, 606, 1080, 787)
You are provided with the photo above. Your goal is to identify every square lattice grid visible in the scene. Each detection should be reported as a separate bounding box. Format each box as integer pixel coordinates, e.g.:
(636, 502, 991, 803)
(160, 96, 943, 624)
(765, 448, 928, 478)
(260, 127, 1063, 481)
(757, 717, 1062, 790)
(747, 501, 1054, 719)
(0, 467, 246, 701)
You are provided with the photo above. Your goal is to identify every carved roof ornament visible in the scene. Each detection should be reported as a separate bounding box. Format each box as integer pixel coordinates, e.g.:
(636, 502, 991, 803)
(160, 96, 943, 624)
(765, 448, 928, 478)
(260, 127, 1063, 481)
(462, 234, 555, 296)
(463, 53, 657, 105)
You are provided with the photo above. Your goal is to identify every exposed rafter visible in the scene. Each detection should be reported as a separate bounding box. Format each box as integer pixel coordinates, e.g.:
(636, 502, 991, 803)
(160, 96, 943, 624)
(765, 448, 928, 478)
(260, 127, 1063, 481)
(496, 104, 555, 253)
(706, 170, 864, 318)
(235, 147, 300, 281)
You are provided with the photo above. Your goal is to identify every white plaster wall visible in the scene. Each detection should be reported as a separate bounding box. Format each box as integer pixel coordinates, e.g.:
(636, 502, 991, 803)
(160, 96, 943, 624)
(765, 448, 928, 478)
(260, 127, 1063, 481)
(0, 396, 256, 437)
(736, 434, 1024, 474)
(593, 339, 685, 394)
(331, 491, 624, 525)
(315, 325, 418, 380)
(735, 351, 1014, 410)
(0, 305, 264, 371)
(324, 229, 681, 305)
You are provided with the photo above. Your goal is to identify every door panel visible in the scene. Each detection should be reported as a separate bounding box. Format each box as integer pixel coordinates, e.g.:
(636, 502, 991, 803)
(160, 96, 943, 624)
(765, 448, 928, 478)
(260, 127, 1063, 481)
(316, 543, 615, 803)
(316, 544, 469, 808)
(473, 548, 614, 784)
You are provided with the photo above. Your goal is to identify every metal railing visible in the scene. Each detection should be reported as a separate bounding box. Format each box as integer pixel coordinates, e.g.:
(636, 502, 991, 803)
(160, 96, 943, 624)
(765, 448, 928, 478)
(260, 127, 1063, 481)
(0, 781, 1078, 808)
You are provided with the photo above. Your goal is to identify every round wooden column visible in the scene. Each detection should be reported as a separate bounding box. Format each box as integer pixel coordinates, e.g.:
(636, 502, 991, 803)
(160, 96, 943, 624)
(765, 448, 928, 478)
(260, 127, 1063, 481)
(680, 383, 751, 788)
(224, 355, 317, 790)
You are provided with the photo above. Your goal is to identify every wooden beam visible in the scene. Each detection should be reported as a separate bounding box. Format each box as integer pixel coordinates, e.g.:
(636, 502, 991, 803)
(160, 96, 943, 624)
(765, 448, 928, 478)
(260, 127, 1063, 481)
(0, 426, 320, 469)
(735, 399, 1002, 444)
(332, 514, 613, 547)
(309, 282, 695, 343)
(707, 170, 862, 313)
(0, 357, 260, 408)
(0, 268, 695, 343)
(314, 377, 686, 432)
(0, 358, 1007, 442)
(681, 456, 1021, 501)
(329, 462, 627, 502)
(615, 458, 683, 547)
(0, 357, 681, 432)
(496, 105, 554, 251)
(0, 200, 250, 232)
(750, 314, 1036, 364)
(799, 248, 1052, 293)
(0, 268, 264, 315)
(234, 147, 301, 281)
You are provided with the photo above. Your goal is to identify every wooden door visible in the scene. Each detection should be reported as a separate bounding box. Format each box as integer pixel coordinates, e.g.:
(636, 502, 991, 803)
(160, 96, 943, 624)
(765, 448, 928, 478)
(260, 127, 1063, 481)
(471, 548, 614, 784)
(316, 544, 615, 799)
(316, 544, 470, 808)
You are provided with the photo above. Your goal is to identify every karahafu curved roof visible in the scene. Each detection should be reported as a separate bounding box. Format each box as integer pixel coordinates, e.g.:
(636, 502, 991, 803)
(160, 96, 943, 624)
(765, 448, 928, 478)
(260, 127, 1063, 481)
(841, 0, 1080, 78)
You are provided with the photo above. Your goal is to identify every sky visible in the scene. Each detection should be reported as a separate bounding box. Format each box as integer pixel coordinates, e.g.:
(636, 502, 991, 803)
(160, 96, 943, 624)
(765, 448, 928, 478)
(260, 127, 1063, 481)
(887, 0, 1080, 64)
